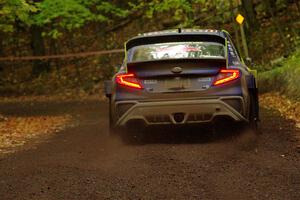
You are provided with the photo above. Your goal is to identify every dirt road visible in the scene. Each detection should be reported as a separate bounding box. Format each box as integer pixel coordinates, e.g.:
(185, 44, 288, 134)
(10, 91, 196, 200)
(0, 100, 299, 199)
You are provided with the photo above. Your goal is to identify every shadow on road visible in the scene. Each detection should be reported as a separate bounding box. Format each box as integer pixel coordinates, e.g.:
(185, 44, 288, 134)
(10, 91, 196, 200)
(119, 123, 258, 146)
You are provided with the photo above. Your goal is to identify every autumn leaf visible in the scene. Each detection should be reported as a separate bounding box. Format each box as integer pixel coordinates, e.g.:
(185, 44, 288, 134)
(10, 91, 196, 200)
(260, 92, 300, 147)
(0, 114, 73, 154)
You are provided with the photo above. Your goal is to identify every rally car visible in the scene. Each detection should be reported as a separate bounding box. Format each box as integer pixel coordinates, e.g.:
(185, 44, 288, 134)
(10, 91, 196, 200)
(105, 29, 259, 136)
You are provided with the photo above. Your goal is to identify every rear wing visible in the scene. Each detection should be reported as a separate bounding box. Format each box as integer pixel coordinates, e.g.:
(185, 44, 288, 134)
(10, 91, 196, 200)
(126, 34, 226, 51)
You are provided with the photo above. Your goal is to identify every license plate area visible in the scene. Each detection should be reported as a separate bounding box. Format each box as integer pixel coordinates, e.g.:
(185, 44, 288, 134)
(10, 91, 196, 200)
(164, 78, 191, 90)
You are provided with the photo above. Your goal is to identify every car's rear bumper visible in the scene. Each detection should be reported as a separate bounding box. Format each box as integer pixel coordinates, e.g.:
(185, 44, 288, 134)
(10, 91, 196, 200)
(114, 96, 248, 126)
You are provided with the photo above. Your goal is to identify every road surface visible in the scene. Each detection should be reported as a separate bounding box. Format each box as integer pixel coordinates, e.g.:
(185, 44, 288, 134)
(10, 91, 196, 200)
(0, 100, 299, 199)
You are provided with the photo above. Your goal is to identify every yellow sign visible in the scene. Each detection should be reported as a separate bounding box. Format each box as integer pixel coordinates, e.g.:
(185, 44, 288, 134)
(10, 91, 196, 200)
(236, 14, 245, 25)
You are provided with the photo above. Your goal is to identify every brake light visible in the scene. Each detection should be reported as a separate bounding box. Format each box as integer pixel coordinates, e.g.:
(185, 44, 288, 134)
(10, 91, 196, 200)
(213, 69, 240, 86)
(116, 73, 143, 89)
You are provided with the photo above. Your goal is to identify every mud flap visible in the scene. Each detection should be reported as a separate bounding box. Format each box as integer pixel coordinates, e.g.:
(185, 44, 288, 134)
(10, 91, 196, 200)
(246, 74, 259, 122)
(104, 80, 112, 98)
(248, 68, 258, 87)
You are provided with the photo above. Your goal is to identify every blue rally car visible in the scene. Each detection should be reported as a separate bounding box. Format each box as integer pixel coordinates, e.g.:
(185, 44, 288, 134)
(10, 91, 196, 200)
(105, 29, 259, 136)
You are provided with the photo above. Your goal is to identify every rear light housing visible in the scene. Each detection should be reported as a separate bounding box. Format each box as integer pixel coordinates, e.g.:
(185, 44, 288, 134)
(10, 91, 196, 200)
(116, 73, 143, 89)
(213, 69, 240, 86)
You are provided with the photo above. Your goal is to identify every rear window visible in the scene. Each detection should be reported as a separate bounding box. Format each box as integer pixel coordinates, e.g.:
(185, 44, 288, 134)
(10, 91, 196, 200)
(128, 42, 225, 62)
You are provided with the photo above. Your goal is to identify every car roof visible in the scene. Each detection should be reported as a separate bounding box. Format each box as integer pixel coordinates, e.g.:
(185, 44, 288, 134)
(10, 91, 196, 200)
(126, 29, 228, 50)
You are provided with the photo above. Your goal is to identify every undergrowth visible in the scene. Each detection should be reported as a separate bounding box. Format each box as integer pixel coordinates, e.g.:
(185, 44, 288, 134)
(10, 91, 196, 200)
(258, 48, 300, 100)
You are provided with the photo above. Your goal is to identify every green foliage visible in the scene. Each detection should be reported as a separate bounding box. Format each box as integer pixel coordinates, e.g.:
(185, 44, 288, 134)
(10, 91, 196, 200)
(128, 0, 231, 28)
(0, 0, 128, 37)
(0, 0, 37, 32)
(95, 1, 129, 18)
(259, 48, 300, 100)
(34, 0, 94, 34)
(146, 0, 193, 26)
(34, 0, 129, 38)
(145, 0, 193, 16)
(0, 0, 247, 36)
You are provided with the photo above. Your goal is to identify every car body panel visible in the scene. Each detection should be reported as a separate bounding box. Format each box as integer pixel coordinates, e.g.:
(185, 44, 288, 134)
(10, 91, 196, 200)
(115, 96, 247, 126)
(106, 29, 259, 128)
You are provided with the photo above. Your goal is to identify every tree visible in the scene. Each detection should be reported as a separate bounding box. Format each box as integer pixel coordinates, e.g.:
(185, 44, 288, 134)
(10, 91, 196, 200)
(0, 0, 130, 76)
(265, 0, 290, 53)
(0, 0, 37, 73)
(0, 0, 36, 32)
(30, 0, 49, 76)
(241, 0, 258, 30)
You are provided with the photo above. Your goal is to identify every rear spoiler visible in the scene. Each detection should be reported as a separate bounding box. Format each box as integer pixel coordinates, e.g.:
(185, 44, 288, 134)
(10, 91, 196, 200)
(126, 34, 226, 51)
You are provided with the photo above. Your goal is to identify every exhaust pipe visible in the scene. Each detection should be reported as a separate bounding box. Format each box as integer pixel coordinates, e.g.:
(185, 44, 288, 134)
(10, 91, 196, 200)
(173, 113, 185, 123)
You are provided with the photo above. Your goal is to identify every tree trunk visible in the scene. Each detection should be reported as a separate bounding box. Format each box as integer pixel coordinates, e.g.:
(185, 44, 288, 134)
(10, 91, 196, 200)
(266, 0, 291, 54)
(294, 0, 300, 15)
(241, 0, 258, 30)
(49, 38, 61, 80)
(230, 0, 242, 55)
(30, 25, 49, 76)
(30, 0, 49, 77)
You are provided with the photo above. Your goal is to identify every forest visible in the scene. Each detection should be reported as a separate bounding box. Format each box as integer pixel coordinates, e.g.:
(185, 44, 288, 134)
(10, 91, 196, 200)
(0, 2, 300, 197)
(0, 0, 299, 97)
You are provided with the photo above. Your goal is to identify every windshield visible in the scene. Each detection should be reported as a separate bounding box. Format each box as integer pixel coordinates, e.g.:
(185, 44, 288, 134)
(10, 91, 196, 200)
(128, 42, 225, 62)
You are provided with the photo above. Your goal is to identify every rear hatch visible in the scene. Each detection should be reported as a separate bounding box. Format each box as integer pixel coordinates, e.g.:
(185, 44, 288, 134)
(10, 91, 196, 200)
(127, 58, 226, 93)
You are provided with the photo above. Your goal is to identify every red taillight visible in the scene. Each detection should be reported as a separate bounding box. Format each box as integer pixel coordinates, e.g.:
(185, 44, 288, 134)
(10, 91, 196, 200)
(116, 73, 143, 89)
(213, 69, 240, 86)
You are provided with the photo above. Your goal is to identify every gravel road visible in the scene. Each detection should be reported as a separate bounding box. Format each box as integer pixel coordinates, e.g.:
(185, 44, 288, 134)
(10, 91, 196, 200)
(0, 100, 299, 200)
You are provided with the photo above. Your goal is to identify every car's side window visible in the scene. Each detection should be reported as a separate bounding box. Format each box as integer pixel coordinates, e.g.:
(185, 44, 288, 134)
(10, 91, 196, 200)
(226, 35, 242, 66)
